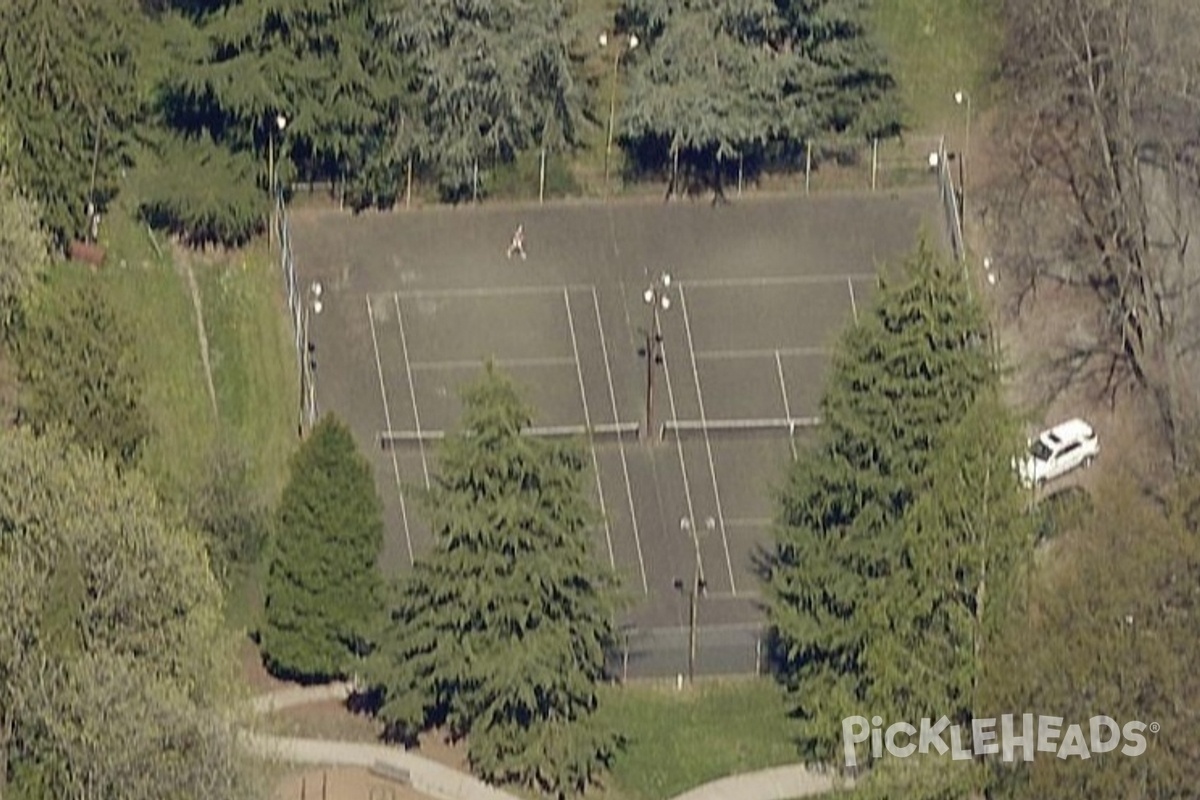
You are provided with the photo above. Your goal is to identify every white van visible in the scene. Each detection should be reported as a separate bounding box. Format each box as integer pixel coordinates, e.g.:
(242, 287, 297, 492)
(1016, 418, 1099, 488)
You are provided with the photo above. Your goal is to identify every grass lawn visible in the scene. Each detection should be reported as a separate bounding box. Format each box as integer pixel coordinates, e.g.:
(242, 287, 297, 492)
(92, 202, 298, 632)
(592, 679, 797, 800)
(193, 242, 297, 504)
(870, 0, 1000, 134)
(90, 208, 218, 502)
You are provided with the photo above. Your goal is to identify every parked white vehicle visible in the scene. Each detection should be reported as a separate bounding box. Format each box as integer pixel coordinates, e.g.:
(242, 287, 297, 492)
(1016, 418, 1099, 488)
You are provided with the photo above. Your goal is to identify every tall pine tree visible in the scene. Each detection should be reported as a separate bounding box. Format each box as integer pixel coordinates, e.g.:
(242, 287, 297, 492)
(262, 414, 383, 681)
(865, 388, 1034, 732)
(766, 238, 992, 761)
(367, 365, 622, 797)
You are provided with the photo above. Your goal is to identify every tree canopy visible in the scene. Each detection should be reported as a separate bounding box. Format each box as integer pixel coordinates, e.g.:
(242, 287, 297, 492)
(13, 275, 150, 469)
(617, 0, 899, 194)
(0, 427, 257, 799)
(367, 365, 623, 796)
(0, 0, 141, 244)
(766, 237, 992, 760)
(262, 414, 383, 682)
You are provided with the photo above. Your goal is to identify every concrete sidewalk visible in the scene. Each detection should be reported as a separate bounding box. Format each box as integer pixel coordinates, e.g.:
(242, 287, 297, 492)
(666, 764, 852, 800)
(249, 684, 848, 800)
(247, 683, 525, 800)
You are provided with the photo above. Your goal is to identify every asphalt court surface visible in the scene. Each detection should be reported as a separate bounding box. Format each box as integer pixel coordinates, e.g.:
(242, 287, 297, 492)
(294, 189, 941, 632)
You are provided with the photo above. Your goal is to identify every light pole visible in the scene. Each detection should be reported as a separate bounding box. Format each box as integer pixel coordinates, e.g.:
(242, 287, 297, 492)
(954, 90, 971, 219)
(642, 271, 671, 442)
(599, 31, 639, 199)
(675, 516, 711, 684)
(268, 113, 288, 249)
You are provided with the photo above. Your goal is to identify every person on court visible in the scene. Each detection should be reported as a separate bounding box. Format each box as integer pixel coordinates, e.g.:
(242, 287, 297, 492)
(506, 224, 526, 260)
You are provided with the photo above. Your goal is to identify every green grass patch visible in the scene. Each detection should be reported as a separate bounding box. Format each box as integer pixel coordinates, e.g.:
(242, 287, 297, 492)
(870, 0, 1000, 134)
(94, 208, 216, 501)
(593, 679, 797, 800)
(194, 245, 297, 504)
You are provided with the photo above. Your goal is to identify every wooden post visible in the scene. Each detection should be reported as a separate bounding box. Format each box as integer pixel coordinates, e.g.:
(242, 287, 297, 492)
(755, 635, 762, 675)
(267, 131, 275, 249)
(805, 141, 812, 195)
(539, 147, 546, 204)
(737, 155, 743, 197)
(322, 770, 327, 800)
(871, 138, 879, 191)
(671, 147, 679, 200)
(472, 159, 479, 202)
(622, 633, 629, 683)
(405, 155, 413, 209)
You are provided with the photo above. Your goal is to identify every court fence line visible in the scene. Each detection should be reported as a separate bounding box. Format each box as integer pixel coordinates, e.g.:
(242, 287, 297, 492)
(378, 417, 823, 448)
(607, 623, 773, 681)
(276, 187, 317, 435)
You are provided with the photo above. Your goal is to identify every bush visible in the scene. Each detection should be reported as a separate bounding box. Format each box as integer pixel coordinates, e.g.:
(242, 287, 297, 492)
(135, 133, 265, 248)
(187, 437, 269, 584)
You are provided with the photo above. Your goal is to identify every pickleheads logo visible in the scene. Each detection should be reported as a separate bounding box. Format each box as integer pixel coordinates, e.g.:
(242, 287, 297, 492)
(841, 714, 1158, 767)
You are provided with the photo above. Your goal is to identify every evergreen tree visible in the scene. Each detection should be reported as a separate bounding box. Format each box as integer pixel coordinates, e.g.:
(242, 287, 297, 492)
(14, 276, 150, 468)
(0, 0, 142, 243)
(865, 389, 1034, 728)
(262, 414, 383, 681)
(380, 0, 580, 202)
(765, 238, 991, 761)
(617, 0, 899, 195)
(367, 365, 622, 797)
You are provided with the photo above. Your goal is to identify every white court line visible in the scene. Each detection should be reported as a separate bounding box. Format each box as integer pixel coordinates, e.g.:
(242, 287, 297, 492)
(393, 294, 430, 490)
(695, 347, 830, 361)
(591, 287, 647, 594)
(775, 350, 798, 461)
(393, 283, 596, 300)
(677, 273, 876, 289)
(679, 287, 737, 595)
(408, 356, 575, 371)
(659, 321, 703, 589)
(847, 277, 859, 323)
(366, 296, 414, 566)
(564, 289, 616, 572)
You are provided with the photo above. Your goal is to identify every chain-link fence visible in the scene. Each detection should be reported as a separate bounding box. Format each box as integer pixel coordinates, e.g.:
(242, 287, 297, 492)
(276, 189, 316, 436)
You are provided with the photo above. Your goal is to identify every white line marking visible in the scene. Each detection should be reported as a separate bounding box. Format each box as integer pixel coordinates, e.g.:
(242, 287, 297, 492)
(393, 283, 596, 299)
(677, 273, 876, 289)
(393, 294, 430, 490)
(408, 356, 575, 371)
(679, 286, 737, 595)
(659, 321, 702, 588)
(564, 289, 615, 572)
(695, 347, 830, 361)
(592, 287, 647, 594)
(366, 296, 414, 566)
(848, 277, 859, 323)
(775, 350, 798, 461)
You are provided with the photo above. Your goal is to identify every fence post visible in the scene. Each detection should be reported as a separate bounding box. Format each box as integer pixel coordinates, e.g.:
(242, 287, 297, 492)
(539, 148, 546, 204)
(871, 138, 878, 191)
(737, 155, 743, 197)
(472, 159, 479, 202)
(805, 141, 812, 195)
(755, 635, 762, 675)
(405, 155, 413, 209)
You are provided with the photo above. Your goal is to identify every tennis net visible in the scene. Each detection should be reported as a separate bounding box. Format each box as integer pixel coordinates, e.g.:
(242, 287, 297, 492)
(379, 417, 822, 449)
(379, 421, 640, 449)
(660, 416, 821, 442)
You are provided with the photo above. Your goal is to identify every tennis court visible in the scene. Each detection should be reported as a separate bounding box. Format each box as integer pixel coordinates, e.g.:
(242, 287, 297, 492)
(292, 189, 941, 675)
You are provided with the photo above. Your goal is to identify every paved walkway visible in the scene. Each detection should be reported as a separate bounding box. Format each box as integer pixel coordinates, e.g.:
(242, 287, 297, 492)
(247, 683, 525, 800)
(248, 684, 847, 800)
(665, 764, 851, 800)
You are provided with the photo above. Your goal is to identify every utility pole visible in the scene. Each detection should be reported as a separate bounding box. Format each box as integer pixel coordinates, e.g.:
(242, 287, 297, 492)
(642, 272, 672, 442)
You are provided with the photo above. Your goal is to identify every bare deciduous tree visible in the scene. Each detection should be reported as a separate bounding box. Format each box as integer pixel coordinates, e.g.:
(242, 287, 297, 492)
(991, 0, 1200, 470)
